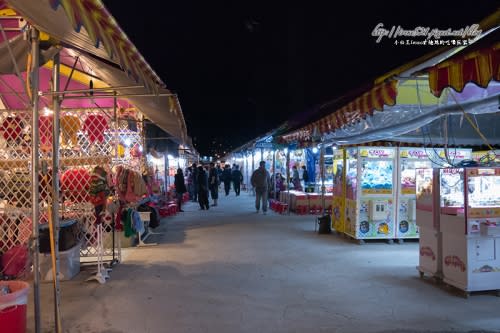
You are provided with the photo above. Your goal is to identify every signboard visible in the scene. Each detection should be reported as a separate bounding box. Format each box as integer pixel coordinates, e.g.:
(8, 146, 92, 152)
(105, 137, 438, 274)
(359, 148, 395, 159)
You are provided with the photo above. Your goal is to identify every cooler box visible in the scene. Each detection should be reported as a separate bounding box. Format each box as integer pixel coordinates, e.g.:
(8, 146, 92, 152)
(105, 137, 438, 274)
(39, 242, 81, 281)
(39, 219, 79, 253)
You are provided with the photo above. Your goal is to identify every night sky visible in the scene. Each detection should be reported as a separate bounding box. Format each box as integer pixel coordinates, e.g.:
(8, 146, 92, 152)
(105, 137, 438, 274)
(103, 1, 498, 157)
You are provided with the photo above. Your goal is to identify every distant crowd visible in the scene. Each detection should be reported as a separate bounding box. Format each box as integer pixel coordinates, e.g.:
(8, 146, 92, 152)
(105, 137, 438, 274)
(174, 162, 243, 211)
(173, 161, 309, 215)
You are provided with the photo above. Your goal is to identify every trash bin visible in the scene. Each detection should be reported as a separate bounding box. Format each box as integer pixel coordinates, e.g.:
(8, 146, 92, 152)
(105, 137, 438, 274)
(0, 280, 30, 333)
(317, 215, 331, 234)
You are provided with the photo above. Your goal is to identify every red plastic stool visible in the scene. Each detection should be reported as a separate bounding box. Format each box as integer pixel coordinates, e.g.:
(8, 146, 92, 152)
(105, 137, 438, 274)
(277, 203, 288, 214)
(168, 204, 178, 215)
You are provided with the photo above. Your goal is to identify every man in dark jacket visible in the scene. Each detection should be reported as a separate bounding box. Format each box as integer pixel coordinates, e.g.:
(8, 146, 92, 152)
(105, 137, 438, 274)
(208, 162, 219, 206)
(221, 164, 232, 196)
(231, 165, 243, 196)
(250, 161, 271, 214)
(191, 163, 199, 202)
(196, 165, 209, 210)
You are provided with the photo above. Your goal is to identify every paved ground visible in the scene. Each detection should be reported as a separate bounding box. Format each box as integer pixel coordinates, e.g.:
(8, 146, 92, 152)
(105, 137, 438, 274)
(27, 191, 500, 333)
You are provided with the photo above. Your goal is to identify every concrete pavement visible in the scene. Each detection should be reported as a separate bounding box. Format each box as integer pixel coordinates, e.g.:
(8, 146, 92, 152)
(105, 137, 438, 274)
(27, 191, 500, 333)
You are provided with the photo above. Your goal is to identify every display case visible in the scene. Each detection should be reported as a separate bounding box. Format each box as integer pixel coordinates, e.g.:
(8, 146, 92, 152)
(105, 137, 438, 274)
(439, 167, 500, 294)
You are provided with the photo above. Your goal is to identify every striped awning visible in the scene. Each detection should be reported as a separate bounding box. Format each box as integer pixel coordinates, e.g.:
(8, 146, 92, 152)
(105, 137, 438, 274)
(429, 43, 500, 97)
(44, 0, 164, 91)
(280, 80, 398, 143)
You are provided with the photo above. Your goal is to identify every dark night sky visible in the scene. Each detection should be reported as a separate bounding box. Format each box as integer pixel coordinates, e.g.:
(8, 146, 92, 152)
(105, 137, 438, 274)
(103, 1, 498, 156)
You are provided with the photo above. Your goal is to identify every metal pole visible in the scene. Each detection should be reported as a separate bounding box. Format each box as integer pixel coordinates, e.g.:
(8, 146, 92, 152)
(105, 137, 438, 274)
(251, 149, 255, 195)
(286, 149, 290, 214)
(320, 143, 326, 214)
(38, 92, 175, 99)
(51, 52, 63, 333)
(30, 27, 42, 333)
(164, 152, 169, 194)
(272, 149, 276, 200)
(38, 85, 146, 96)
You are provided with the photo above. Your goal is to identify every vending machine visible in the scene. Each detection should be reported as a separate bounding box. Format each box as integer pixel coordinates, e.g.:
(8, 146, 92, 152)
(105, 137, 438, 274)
(343, 147, 397, 243)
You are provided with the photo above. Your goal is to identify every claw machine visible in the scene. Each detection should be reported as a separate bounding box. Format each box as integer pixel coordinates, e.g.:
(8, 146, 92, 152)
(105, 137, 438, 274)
(397, 147, 472, 241)
(439, 167, 500, 294)
(330, 148, 345, 232)
(396, 148, 434, 240)
(344, 147, 397, 243)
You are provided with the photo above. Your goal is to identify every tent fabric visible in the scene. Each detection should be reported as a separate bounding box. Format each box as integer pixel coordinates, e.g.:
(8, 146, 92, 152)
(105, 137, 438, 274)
(281, 80, 398, 143)
(320, 82, 500, 146)
(0, 1, 188, 144)
(5, 0, 164, 90)
(428, 43, 500, 97)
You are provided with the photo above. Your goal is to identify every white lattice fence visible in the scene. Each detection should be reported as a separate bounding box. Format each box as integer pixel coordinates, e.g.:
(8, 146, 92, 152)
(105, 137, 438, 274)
(0, 108, 144, 269)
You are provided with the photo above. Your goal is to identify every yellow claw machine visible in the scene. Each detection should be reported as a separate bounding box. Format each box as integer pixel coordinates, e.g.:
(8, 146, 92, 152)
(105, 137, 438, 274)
(330, 148, 345, 233)
(343, 147, 397, 244)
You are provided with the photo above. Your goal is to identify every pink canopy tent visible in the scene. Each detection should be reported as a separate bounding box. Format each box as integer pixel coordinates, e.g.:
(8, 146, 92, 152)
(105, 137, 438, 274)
(0, 66, 133, 109)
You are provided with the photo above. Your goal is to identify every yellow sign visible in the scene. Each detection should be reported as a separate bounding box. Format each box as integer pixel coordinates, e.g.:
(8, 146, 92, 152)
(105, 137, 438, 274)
(468, 208, 500, 218)
(362, 188, 392, 195)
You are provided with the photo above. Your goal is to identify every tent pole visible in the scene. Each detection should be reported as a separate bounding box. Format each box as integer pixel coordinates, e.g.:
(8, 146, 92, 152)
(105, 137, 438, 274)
(272, 149, 276, 200)
(51, 51, 63, 333)
(251, 149, 254, 196)
(320, 143, 326, 213)
(286, 149, 290, 214)
(30, 26, 42, 333)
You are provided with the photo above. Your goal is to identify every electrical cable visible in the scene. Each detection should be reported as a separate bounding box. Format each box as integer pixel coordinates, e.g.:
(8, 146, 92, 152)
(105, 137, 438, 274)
(450, 89, 494, 151)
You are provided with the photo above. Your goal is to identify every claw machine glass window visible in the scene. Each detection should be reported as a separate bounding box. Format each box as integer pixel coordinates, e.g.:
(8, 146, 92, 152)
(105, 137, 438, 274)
(360, 159, 393, 195)
(439, 168, 465, 215)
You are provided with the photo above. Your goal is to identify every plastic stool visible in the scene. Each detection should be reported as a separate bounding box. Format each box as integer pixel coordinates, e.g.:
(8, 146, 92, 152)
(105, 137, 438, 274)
(277, 203, 288, 214)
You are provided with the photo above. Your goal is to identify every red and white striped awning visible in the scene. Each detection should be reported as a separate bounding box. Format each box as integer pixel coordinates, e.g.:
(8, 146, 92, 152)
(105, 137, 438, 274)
(428, 42, 500, 97)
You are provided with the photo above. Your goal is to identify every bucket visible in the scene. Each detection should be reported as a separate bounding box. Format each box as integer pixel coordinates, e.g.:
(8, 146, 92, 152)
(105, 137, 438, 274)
(317, 215, 332, 234)
(0, 280, 30, 333)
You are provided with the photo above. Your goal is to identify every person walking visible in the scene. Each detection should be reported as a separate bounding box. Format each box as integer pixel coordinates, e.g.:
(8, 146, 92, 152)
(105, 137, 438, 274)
(208, 162, 219, 206)
(174, 168, 187, 212)
(251, 160, 271, 214)
(221, 164, 232, 196)
(231, 165, 243, 196)
(301, 165, 309, 191)
(191, 163, 199, 202)
(291, 165, 302, 191)
(196, 165, 209, 210)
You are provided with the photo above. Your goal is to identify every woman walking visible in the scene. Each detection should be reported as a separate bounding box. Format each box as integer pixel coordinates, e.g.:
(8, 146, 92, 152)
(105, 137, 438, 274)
(174, 168, 187, 212)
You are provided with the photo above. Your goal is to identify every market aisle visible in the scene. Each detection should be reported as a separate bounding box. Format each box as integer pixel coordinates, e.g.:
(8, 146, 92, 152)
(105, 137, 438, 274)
(28, 191, 500, 333)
